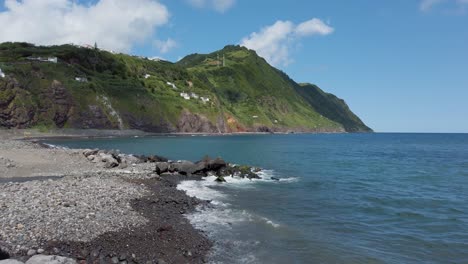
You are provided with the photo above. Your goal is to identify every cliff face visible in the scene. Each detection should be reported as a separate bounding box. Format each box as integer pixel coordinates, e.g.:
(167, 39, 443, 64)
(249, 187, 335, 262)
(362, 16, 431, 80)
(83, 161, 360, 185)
(0, 42, 372, 133)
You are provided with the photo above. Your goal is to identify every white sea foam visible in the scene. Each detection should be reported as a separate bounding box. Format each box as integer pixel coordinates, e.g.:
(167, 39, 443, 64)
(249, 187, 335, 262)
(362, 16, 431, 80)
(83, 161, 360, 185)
(42, 143, 70, 150)
(260, 217, 281, 228)
(177, 178, 225, 201)
(177, 170, 289, 263)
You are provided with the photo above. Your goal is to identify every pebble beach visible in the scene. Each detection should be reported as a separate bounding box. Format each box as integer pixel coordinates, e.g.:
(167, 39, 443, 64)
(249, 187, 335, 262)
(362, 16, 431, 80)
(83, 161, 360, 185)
(0, 131, 212, 264)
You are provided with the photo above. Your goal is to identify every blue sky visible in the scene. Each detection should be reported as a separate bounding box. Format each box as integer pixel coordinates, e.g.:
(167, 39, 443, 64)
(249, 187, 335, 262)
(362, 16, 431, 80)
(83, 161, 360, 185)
(1, 0, 467, 132)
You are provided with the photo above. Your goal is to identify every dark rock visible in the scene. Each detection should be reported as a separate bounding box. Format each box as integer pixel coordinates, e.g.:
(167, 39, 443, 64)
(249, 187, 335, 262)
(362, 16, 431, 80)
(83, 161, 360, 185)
(154, 162, 169, 175)
(229, 165, 261, 179)
(271, 177, 280, 181)
(171, 161, 197, 175)
(215, 176, 226, 183)
(0, 248, 10, 260)
(207, 157, 227, 172)
(257, 126, 272, 133)
(157, 225, 173, 233)
(145, 155, 169, 163)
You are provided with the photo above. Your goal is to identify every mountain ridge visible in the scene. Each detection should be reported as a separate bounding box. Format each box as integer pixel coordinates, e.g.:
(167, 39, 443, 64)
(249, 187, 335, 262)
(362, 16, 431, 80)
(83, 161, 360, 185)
(0, 42, 372, 133)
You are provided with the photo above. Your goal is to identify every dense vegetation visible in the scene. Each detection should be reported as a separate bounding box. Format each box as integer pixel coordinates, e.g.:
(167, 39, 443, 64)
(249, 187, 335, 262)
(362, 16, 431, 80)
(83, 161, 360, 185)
(0, 42, 371, 133)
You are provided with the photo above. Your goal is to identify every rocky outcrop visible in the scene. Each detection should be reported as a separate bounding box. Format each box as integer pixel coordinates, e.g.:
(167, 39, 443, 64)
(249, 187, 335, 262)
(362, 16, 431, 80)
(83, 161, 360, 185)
(0, 78, 73, 129)
(153, 156, 261, 180)
(82, 149, 143, 169)
(177, 110, 218, 133)
(38, 80, 73, 128)
(82, 149, 171, 169)
(0, 78, 36, 128)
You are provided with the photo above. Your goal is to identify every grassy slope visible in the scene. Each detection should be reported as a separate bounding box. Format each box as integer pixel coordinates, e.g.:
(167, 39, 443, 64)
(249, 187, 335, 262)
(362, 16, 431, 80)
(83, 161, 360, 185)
(295, 83, 372, 132)
(0, 42, 371, 132)
(178, 45, 343, 131)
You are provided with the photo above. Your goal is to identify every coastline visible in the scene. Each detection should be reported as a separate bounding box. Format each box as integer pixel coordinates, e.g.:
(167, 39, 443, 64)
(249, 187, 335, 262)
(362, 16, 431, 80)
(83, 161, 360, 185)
(0, 131, 213, 263)
(1, 128, 350, 142)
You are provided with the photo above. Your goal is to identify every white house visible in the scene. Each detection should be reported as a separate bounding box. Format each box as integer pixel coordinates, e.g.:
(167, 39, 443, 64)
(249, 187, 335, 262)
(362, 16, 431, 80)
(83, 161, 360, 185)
(0, 68, 5, 78)
(252, 115, 259, 119)
(190, 92, 199, 99)
(27, 56, 58, 63)
(180, 92, 190, 100)
(47, 57, 58, 63)
(75, 77, 87, 82)
(167, 82, 177, 90)
(200, 97, 210, 104)
(144, 74, 151, 79)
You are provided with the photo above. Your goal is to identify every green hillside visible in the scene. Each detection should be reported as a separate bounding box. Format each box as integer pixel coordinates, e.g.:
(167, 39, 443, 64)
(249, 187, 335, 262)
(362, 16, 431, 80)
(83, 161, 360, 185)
(294, 83, 372, 132)
(0, 42, 371, 133)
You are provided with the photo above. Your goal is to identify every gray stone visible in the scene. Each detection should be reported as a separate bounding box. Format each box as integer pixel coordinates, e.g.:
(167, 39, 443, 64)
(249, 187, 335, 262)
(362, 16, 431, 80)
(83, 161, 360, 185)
(154, 162, 169, 175)
(36, 249, 44, 254)
(86, 155, 96, 162)
(99, 153, 119, 168)
(26, 249, 36, 256)
(0, 260, 24, 264)
(171, 161, 197, 175)
(25, 255, 77, 264)
(83, 149, 99, 157)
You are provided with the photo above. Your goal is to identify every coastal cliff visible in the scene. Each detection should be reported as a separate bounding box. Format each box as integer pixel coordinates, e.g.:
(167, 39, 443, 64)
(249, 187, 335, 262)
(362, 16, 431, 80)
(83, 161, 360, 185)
(0, 42, 372, 133)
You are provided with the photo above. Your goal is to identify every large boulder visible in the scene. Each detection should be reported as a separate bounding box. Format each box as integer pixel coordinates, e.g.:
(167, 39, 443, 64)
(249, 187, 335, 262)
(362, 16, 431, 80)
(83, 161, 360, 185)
(207, 157, 227, 172)
(171, 161, 198, 175)
(82, 149, 99, 157)
(229, 165, 261, 179)
(189, 156, 227, 175)
(99, 153, 119, 168)
(120, 154, 141, 165)
(154, 162, 170, 175)
(25, 255, 76, 264)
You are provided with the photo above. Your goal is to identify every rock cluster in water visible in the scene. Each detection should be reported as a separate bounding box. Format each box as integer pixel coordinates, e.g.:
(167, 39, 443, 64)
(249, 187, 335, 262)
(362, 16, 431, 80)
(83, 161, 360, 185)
(154, 156, 262, 182)
(82, 149, 168, 169)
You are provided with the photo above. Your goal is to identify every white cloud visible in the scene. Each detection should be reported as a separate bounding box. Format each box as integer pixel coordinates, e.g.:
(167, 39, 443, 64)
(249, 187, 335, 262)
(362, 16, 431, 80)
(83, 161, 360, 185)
(0, 0, 170, 52)
(154, 38, 177, 54)
(295, 18, 334, 36)
(420, 0, 445, 11)
(419, 0, 468, 12)
(187, 0, 235, 13)
(240, 18, 334, 67)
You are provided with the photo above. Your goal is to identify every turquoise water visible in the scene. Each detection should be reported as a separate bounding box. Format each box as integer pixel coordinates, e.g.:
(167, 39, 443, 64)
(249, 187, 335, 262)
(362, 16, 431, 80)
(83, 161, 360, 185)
(47, 133, 468, 263)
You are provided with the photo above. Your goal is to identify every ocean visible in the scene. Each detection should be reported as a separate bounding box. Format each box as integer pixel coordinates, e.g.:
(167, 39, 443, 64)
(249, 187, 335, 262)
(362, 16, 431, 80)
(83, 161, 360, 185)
(47, 133, 468, 264)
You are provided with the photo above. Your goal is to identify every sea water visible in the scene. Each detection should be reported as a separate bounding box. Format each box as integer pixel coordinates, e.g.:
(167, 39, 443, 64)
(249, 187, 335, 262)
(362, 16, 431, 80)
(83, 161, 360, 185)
(47, 133, 468, 264)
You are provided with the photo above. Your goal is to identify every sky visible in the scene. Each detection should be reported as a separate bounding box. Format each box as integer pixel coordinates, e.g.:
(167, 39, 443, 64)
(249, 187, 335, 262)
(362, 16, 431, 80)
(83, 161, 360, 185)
(0, 0, 467, 133)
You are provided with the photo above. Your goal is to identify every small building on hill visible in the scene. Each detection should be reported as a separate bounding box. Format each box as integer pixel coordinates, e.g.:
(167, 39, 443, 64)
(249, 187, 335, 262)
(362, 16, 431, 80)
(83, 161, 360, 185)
(200, 97, 210, 104)
(180, 92, 190, 100)
(190, 92, 199, 99)
(75, 77, 87, 82)
(27, 56, 58, 63)
(0, 68, 5, 78)
(167, 82, 177, 90)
